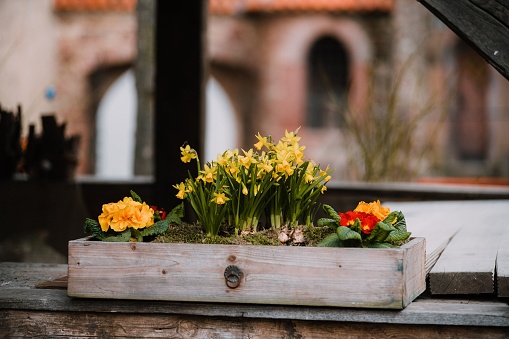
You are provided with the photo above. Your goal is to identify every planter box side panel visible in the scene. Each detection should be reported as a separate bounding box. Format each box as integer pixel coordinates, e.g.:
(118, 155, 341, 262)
(68, 238, 426, 309)
(402, 237, 427, 307)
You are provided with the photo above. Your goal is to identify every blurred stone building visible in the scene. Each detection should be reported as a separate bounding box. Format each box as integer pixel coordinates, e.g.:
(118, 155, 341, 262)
(1, 0, 508, 181)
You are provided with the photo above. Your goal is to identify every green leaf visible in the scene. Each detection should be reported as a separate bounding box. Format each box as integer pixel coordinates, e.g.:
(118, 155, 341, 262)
(368, 221, 397, 242)
(317, 218, 338, 228)
(130, 190, 142, 203)
(385, 230, 411, 243)
(392, 212, 407, 232)
(130, 229, 143, 242)
(322, 205, 340, 222)
(140, 219, 169, 237)
(317, 232, 343, 247)
(83, 218, 105, 240)
(168, 202, 185, 219)
(337, 226, 362, 242)
(102, 229, 132, 242)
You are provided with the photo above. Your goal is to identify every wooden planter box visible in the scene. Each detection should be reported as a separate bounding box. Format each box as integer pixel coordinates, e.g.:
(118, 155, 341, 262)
(67, 237, 426, 309)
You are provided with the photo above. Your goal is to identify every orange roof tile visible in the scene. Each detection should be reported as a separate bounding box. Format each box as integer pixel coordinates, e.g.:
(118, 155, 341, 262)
(53, 0, 392, 14)
(209, 0, 394, 15)
(53, 0, 136, 12)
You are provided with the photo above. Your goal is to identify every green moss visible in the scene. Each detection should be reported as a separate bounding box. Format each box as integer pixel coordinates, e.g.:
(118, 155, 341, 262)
(153, 222, 334, 247)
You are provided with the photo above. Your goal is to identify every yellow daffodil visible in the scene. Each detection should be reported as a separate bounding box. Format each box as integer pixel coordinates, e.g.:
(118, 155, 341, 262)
(239, 149, 258, 168)
(211, 192, 230, 205)
(200, 164, 217, 183)
(281, 128, 301, 144)
(174, 182, 187, 199)
(254, 132, 272, 150)
(276, 160, 294, 176)
(180, 144, 197, 163)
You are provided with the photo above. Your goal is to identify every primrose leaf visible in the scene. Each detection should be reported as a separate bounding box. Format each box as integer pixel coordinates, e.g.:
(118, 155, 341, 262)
(369, 221, 397, 242)
(317, 232, 343, 247)
(140, 219, 169, 237)
(84, 218, 105, 240)
(385, 230, 411, 243)
(166, 202, 184, 224)
(317, 218, 338, 228)
(322, 204, 340, 222)
(130, 190, 143, 203)
(102, 229, 132, 242)
(391, 212, 407, 232)
(337, 226, 362, 242)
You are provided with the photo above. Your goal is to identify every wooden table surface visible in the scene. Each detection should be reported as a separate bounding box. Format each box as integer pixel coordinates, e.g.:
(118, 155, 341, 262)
(1, 200, 509, 338)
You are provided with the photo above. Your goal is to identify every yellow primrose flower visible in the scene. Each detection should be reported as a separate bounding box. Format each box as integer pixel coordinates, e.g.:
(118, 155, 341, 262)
(98, 197, 154, 232)
(354, 200, 391, 221)
(242, 183, 248, 195)
(180, 144, 197, 163)
(173, 182, 187, 199)
(321, 185, 327, 193)
(211, 192, 230, 205)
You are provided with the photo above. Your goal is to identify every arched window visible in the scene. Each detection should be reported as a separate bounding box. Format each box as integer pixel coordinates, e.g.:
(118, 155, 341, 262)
(306, 36, 350, 128)
(453, 40, 489, 161)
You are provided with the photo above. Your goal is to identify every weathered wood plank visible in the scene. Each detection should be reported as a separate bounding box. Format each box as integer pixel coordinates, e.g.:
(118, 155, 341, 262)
(2, 287, 509, 328)
(429, 200, 509, 294)
(2, 309, 508, 338)
(67, 238, 425, 309)
(496, 225, 509, 297)
(1, 262, 509, 330)
(417, 0, 509, 81)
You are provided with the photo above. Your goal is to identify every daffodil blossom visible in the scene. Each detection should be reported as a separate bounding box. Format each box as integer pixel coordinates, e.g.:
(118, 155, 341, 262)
(211, 192, 230, 205)
(180, 144, 197, 163)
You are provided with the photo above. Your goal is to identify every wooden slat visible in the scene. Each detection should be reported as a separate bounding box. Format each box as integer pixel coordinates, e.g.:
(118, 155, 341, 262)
(1, 287, 509, 328)
(429, 200, 509, 294)
(417, 0, 509, 81)
(496, 225, 509, 297)
(2, 308, 509, 338)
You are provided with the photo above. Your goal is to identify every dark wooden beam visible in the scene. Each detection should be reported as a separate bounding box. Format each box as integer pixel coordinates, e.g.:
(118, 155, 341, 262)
(154, 1, 207, 209)
(417, 0, 509, 81)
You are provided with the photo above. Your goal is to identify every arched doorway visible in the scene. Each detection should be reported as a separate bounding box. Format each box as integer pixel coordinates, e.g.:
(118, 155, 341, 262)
(95, 69, 137, 179)
(205, 77, 238, 162)
(306, 36, 350, 128)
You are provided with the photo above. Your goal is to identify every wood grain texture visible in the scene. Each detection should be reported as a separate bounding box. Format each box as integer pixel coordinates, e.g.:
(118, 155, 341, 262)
(1, 309, 508, 339)
(417, 0, 509, 80)
(496, 225, 509, 297)
(429, 200, 509, 294)
(67, 238, 425, 309)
